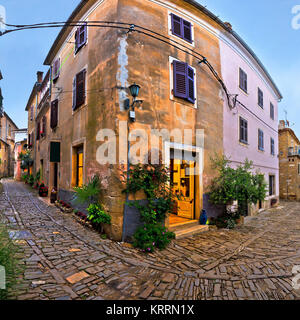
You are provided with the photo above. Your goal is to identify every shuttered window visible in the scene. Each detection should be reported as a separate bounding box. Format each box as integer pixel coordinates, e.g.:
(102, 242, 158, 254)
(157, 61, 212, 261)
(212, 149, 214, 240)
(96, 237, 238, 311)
(30, 106, 34, 121)
(258, 88, 264, 108)
(258, 129, 264, 151)
(75, 23, 87, 53)
(36, 122, 40, 140)
(50, 99, 58, 129)
(41, 116, 46, 138)
(52, 58, 60, 81)
(270, 138, 275, 155)
(269, 175, 275, 196)
(239, 117, 248, 144)
(173, 60, 195, 103)
(239, 68, 247, 93)
(171, 14, 193, 43)
(73, 69, 86, 110)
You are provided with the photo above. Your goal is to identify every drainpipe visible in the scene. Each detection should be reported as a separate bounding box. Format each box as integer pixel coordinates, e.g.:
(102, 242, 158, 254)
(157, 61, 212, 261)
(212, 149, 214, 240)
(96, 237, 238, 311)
(121, 119, 131, 243)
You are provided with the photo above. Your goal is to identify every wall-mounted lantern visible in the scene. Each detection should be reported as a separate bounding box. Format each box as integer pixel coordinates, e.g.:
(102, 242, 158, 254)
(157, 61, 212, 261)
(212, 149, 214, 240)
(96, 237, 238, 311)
(124, 83, 143, 122)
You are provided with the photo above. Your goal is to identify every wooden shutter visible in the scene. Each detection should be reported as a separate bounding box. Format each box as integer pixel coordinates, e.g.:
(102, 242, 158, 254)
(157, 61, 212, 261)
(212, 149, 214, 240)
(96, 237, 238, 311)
(173, 61, 187, 99)
(41, 116, 46, 137)
(53, 58, 60, 80)
(239, 68, 247, 92)
(36, 122, 40, 140)
(28, 133, 31, 146)
(75, 69, 86, 108)
(72, 77, 77, 110)
(50, 142, 61, 163)
(75, 28, 79, 52)
(171, 14, 182, 37)
(270, 103, 274, 120)
(50, 100, 58, 129)
(187, 66, 195, 103)
(183, 20, 192, 42)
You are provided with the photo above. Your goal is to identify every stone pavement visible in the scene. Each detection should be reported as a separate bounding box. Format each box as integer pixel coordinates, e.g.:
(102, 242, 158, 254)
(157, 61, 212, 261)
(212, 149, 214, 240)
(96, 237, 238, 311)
(0, 179, 300, 300)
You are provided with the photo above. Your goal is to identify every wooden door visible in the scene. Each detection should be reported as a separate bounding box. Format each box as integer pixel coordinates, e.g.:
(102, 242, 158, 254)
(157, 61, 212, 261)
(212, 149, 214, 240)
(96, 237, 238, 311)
(171, 159, 195, 219)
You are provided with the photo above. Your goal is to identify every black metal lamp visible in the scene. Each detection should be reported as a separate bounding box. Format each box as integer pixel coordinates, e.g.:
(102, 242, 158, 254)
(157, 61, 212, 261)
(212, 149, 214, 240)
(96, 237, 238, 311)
(129, 83, 140, 99)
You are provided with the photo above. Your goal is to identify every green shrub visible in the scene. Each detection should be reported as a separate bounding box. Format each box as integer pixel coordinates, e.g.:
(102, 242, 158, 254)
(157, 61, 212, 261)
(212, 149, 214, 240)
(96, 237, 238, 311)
(133, 224, 175, 253)
(27, 174, 34, 186)
(0, 224, 23, 300)
(21, 174, 28, 182)
(87, 203, 111, 234)
(74, 175, 102, 205)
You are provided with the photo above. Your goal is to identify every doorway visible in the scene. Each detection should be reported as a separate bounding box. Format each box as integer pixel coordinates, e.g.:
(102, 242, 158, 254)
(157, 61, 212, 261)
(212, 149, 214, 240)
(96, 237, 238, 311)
(170, 158, 195, 224)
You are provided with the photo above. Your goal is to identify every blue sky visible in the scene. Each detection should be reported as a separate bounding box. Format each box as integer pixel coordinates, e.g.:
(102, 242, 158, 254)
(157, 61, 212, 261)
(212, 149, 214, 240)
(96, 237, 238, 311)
(0, 0, 299, 140)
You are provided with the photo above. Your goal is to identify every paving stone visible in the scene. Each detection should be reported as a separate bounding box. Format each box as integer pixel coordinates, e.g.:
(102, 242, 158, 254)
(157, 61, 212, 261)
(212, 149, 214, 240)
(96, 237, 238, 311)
(66, 271, 89, 284)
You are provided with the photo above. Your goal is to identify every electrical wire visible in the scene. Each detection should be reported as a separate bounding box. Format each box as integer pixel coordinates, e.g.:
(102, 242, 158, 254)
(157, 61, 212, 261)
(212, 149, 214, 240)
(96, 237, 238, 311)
(0, 20, 232, 107)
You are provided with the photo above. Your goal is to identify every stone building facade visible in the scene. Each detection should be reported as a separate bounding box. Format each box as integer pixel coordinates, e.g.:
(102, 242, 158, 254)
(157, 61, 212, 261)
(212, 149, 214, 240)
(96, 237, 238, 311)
(0, 112, 18, 178)
(25, 0, 281, 241)
(278, 120, 300, 201)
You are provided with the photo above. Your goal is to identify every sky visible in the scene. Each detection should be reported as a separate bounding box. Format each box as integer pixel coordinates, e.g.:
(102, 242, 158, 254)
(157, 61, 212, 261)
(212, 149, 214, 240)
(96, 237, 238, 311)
(0, 0, 299, 140)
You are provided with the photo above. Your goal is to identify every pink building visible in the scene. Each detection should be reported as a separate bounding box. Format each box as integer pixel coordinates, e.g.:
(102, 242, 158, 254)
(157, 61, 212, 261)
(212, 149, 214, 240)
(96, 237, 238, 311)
(220, 26, 282, 214)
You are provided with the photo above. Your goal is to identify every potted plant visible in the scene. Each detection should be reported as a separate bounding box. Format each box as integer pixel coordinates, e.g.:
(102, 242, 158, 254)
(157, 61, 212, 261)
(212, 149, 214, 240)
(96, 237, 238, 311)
(50, 187, 57, 203)
(39, 182, 48, 197)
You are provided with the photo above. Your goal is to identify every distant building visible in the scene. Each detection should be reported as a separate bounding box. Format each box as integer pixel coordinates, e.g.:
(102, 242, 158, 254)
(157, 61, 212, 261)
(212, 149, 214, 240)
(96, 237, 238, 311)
(0, 112, 18, 177)
(14, 139, 28, 181)
(278, 120, 300, 200)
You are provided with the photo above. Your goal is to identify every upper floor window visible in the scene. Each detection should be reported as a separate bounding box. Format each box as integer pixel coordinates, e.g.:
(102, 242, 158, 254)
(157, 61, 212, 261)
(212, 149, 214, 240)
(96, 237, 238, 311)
(73, 69, 86, 111)
(30, 105, 34, 121)
(75, 23, 87, 54)
(50, 99, 59, 129)
(239, 117, 248, 144)
(258, 88, 264, 108)
(170, 14, 193, 43)
(270, 103, 274, 120)
(239, 68, 247, 93)
(173, 60, 195, 104)
(36, 122, 40, 141)
(41, 116, 46, 138)
(52, 58, 60, 81)
(270, 137, 275, 155)
(258, 129, 264, 151)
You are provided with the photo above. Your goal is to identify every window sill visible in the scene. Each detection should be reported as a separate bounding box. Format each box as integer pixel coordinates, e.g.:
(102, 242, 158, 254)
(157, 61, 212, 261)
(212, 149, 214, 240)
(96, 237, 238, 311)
(258, 148, 265, 153)
(258, 104, 264, 109)
(239, 87, 248, 96)
(239, 141, 249, 147)
(72, 103, 87, 115)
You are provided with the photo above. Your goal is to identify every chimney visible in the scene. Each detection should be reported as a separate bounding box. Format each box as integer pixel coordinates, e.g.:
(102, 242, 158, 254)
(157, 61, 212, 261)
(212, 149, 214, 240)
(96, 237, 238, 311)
(37, 71, 44, 83)
(279, 120, 286, 130)
(224, 22, 232, 31)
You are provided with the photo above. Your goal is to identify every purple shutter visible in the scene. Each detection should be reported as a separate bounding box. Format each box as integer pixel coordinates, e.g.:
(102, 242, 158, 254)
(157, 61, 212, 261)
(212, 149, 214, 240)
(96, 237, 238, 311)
(171, 14, 182, 37)
(72, 77, 77, 110)
(51, 100, 58, 129)
(53, 59, 60, 80)
(187, 66, 195, 103)
(173, 61, 187, 99)
(76, 69, 86, 108)
(183, 20, 192, 42)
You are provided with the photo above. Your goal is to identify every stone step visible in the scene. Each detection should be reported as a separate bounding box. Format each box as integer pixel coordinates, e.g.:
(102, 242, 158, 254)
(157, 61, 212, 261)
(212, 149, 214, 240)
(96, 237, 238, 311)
(169, 220, 199, 232)
(175, 225, 209, 239)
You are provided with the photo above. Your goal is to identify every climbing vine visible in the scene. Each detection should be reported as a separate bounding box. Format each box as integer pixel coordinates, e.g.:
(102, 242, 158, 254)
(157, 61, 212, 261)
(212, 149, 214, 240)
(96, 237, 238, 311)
(123, 164, 176, 253)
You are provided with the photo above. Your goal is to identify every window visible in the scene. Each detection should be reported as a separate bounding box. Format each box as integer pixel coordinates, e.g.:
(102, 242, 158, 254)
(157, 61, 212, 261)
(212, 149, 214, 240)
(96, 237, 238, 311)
(270, 138, 275, 155)
(73, 69, 86, 110)
(52, 58, 60, 81)
(75, 23, 87, 53)
(36, 122, 40, 140)
(173, 60, 195, 103)
(258, 129, 264, 151)
(50, 99, 58, 129)
(270, 103, 274, 120)
(239, 68, 247, 93)
(258, 88, 264, 108)
(170, 13, 193, 43)
(30, 105, 34, 121)
(41, 116, 46, 138)
(298, 164, 300, 175)
(72, 145, 83, 187)
(269, 175, 275, 196)
(239, 117, 248, 144)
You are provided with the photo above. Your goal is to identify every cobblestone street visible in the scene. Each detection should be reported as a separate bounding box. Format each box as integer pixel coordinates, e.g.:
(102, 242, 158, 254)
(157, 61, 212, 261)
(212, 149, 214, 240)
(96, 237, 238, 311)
(1, 179, 300, 300)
